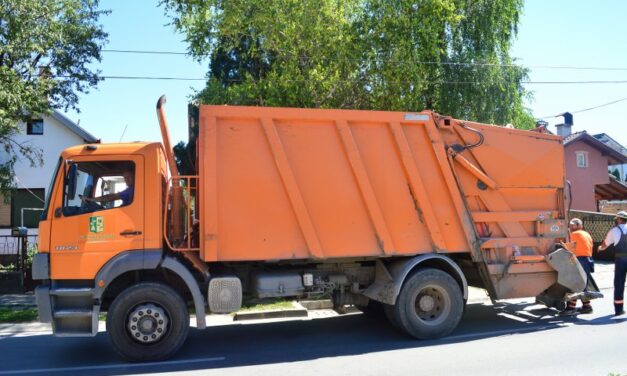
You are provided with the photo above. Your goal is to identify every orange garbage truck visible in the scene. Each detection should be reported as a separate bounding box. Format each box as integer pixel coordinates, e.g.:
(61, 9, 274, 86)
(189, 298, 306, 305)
(33, 97, 589, 361)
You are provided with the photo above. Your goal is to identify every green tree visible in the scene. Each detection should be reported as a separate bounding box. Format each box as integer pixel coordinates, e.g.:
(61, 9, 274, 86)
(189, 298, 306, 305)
(0, 0, 108, 196)
(173, 141, 194, 175)
(610, 168, 621, 181)
(163, 0, 534, 128)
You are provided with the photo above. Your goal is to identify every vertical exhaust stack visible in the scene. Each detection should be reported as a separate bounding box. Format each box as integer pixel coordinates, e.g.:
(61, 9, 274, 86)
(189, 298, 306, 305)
(156, 95, 180, 177)
(156, 95, 184, 246)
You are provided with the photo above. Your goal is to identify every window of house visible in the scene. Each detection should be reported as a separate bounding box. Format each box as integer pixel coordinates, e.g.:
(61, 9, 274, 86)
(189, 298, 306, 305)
(27, 119, 44, 135)
(576, 151, 588, 168)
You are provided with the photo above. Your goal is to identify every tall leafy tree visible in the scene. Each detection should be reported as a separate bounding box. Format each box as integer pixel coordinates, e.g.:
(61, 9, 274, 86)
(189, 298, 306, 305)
(163, 0, 366, 108)
(163, 0, 534, 129)
(0, 0, 108, 195)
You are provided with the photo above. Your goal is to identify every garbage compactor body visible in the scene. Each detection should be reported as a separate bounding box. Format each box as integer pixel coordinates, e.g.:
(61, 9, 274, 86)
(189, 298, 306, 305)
(196, 105, 580, 300)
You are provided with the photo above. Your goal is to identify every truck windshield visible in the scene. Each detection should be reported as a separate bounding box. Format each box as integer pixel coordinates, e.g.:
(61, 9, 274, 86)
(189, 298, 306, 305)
(63, 161, 135, 216)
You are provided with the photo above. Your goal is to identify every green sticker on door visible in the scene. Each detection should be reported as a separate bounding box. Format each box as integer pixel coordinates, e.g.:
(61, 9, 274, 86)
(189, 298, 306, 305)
(89, 216, 104, 233)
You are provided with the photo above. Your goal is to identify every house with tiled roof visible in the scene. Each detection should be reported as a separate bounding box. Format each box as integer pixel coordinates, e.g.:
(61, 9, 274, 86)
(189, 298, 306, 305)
(593, 133, 627, 181)
(561, 128, 627, 211)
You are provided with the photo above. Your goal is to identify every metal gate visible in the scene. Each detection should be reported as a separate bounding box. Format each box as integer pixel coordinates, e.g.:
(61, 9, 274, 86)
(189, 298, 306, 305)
(569, 210, 616, 260)
(0, 231, 39, 293)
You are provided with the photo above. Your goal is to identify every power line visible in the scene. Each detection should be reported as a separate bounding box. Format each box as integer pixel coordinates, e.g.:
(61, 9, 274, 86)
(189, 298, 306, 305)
(99, 75, 205, 81)
(571, 97, 627, 114)
(100, 49, 627, 71)
(4, 46, 627, 71)
(92, 76, 627, 85)
(102, 49, 188, 55)
(530, 65, 627, 71)
(10, 73, 624, 85)
(538, 97, 627, 119)
(525, 80, 627, 84)
(5, 71, 627, 85)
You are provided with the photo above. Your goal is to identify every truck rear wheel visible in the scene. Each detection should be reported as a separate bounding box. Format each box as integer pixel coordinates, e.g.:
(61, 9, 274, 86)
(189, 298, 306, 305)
(392, 268, 463, 339)
(357, 300, 385, 319)
(383, 302, 400, 329)
(107, 282, 189, 362)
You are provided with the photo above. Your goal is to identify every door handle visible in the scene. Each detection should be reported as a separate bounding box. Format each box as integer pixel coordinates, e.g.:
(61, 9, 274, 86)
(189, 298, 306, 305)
(120, 230, 142, 236)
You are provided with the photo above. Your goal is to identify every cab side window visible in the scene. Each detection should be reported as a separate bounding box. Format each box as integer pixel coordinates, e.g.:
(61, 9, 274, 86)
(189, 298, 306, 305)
(63, 161, 135, 216)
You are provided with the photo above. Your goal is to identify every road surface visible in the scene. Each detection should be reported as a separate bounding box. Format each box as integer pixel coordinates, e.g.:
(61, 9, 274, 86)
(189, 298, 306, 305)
(0, 289, 625, 376)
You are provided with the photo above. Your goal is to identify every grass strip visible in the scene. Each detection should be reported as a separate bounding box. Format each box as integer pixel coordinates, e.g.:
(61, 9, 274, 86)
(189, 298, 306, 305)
(238, 300, 294, 312)
(0, 308, 38, 323)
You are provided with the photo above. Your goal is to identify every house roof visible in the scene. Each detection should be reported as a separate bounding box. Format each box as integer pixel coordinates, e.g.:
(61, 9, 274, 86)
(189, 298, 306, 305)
(50, 110, 99, 143)
(593, 133, 627, 157)
(595, 174, 627, 201)
(563, 131, 627, 165)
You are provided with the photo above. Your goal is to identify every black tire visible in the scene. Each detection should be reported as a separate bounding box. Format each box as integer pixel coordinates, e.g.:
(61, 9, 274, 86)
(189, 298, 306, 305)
(357, 300, 386, 319)
(383, 302, 400, 329)
(107, 282, 189, 362)
(392, 268, 464, 339)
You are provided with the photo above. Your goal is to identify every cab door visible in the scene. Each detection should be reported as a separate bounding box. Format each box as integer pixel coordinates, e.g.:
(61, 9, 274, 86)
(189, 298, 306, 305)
(49, 155, 144, 280)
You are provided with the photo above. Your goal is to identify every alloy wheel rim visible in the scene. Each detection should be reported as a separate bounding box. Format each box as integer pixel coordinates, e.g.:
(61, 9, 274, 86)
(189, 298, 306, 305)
(127, 303, 169, 344)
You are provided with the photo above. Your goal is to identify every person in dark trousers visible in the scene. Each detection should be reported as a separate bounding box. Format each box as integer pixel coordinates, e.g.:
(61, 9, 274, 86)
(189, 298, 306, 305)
(560, 218, 597, 316)
(598, 210, 627, 316)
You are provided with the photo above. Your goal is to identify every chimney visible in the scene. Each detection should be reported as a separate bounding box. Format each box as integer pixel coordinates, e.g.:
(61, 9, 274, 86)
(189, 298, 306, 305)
(530, 119, 549, 134)
(555, 112, 573, 138)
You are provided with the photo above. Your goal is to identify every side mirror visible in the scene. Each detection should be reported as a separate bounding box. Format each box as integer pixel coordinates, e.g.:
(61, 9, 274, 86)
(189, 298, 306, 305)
(66, 163, 77, 199)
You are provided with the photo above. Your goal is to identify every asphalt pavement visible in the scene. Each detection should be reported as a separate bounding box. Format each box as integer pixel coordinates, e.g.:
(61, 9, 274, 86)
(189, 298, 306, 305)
(0, 261, 624, 375)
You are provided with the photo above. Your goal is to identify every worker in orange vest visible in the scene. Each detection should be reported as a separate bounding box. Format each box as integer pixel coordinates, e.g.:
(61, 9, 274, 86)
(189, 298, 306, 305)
(561, 218, 597, 315)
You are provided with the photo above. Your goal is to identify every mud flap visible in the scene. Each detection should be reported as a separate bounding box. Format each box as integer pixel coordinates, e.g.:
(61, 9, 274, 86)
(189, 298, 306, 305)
(535, 248, 594, 310)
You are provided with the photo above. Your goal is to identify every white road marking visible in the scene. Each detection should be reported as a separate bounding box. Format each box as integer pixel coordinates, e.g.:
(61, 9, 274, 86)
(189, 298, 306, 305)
(0, 331, 52, 337)
(444, 323, 573, 342)
(497, 312, 529, 323)
(0, 356, 226, 375)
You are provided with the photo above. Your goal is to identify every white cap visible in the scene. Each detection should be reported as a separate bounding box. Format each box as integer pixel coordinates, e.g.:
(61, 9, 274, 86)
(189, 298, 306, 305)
(569, 218, 583, 226)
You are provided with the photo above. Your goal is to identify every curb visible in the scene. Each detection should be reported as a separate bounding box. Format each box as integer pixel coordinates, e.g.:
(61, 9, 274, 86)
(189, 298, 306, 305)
(0, 322, 51, 334)
(233, 302, 308, 321)
(299, 300, 334, 310)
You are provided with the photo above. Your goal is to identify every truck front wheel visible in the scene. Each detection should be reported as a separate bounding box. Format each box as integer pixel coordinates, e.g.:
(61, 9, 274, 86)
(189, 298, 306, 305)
(392, 268, 463, 339)
(107, 282, 189, 362)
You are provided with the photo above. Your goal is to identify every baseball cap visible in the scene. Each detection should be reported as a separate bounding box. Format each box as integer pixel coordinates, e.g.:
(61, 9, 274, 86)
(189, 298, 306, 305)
(569, 218, 583, 226)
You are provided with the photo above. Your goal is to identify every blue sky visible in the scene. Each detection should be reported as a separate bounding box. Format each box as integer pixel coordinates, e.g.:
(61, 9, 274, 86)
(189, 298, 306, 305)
(511, 1, 627, 146)
(66, 1, 627, 146)
(65, 1, 208, 145)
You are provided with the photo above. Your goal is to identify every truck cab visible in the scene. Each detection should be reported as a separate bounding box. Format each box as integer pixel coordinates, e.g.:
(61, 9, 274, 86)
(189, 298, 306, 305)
(38, 142, 167, 280)
(32, 142, 203, 356)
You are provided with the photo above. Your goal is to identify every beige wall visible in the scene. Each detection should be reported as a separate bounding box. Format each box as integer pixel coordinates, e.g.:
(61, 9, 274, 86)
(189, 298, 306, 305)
(0, 197, 10, 227)
(600, 200, 627, 214)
